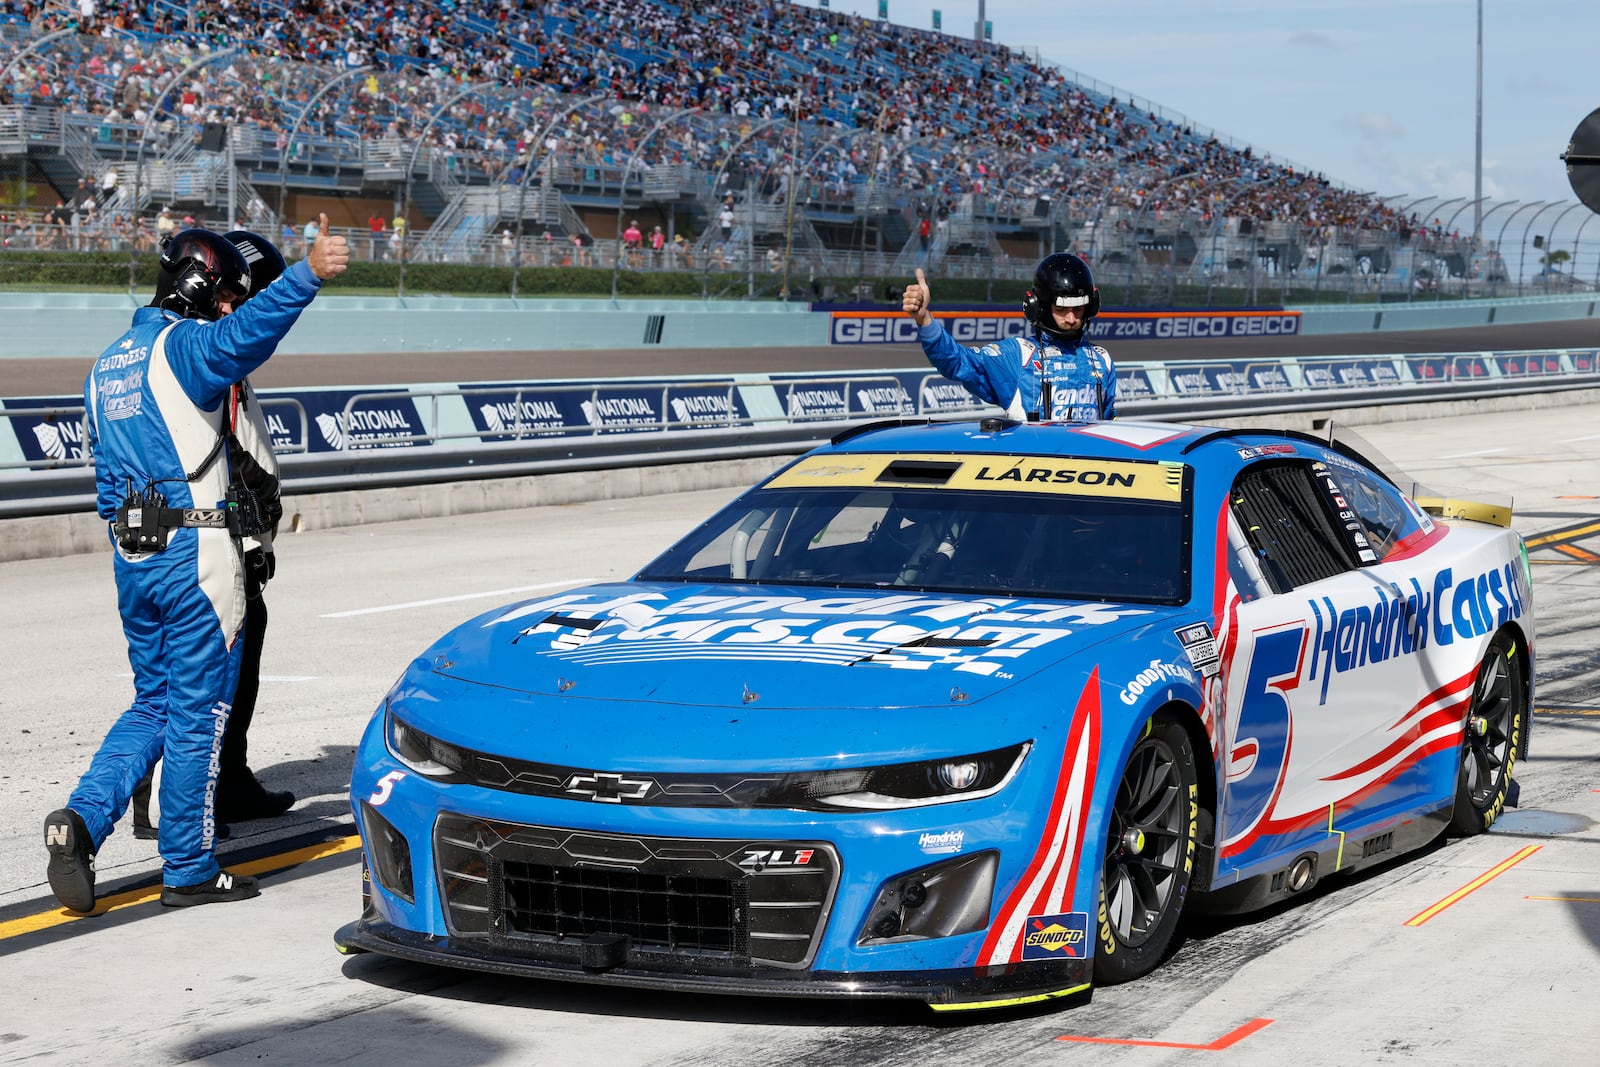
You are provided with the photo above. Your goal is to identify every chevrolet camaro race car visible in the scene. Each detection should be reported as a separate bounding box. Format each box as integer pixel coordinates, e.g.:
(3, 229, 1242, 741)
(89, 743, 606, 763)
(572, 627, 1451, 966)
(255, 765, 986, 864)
(336, 416, 1534, 1011)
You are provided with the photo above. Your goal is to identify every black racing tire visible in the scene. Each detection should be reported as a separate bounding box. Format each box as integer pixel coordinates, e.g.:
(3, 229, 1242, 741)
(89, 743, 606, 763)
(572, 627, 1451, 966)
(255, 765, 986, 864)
(1094, 711, 1200, 986)
(1448, 631, 1527, 836)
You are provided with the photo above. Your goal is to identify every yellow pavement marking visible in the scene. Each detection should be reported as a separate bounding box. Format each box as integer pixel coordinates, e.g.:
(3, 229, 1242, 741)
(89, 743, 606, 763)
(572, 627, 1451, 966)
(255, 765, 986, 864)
(0, 835, 362, 942)
(1535, 707, 1600, 716)
(1404, 844, 1542, 927)
(1525, 519, 1600, 549)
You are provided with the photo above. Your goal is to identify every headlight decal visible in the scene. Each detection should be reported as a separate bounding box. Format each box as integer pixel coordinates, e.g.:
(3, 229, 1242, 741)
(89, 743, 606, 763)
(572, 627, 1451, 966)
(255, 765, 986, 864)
(977, 667, 1102, 967)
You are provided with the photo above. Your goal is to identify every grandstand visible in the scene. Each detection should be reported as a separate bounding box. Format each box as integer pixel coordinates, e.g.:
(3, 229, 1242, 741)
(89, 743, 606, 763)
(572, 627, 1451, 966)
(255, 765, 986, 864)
(0, 0, 1591, 302)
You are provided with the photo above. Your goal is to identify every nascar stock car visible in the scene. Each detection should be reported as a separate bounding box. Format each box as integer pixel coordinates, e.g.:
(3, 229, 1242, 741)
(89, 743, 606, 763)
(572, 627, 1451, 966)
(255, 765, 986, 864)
(336, 416, 1533, 1011)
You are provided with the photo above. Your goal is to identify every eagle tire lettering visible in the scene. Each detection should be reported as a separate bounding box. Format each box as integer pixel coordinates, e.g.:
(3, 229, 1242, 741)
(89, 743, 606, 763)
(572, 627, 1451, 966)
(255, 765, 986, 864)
(1450, 633, 1526, 836)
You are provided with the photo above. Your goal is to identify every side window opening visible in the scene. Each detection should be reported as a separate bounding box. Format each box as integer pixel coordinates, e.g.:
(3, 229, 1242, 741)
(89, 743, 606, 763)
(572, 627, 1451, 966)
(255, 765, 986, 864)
(1229, 462, 1359, 592)
(1326, 463, 1426, 562)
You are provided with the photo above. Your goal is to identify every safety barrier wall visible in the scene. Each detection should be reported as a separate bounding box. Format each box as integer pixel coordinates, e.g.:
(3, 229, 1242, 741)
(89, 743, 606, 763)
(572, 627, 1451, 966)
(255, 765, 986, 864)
(5, 346, 1596, 522)
(1, 292, 1596, 359)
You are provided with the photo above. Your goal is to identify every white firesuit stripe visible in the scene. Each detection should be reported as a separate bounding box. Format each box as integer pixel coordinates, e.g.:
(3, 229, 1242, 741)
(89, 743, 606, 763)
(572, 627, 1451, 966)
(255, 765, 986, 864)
(147, 323, 244, 643)
(232, 379, 278, 553)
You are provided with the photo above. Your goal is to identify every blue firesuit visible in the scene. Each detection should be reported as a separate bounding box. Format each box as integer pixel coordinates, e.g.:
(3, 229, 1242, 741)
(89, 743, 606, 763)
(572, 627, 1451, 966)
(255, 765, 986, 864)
(917, 320, 1116, 422)
(72, 259, 322, 887)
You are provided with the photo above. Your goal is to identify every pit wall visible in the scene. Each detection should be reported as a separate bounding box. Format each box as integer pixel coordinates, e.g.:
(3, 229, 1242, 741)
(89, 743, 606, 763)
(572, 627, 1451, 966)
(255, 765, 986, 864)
(1, 292, 1593, 359)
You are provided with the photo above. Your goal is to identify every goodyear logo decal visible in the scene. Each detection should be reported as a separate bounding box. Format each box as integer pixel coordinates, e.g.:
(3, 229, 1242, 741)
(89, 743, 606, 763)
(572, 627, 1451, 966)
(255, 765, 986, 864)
(1021, 912, 1090, 960)
(766, 453, 1184, 503)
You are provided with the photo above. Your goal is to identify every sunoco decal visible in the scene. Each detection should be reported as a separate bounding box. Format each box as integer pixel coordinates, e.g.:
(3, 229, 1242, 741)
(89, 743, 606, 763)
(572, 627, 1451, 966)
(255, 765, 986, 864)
(1021, 912, 1090, 960)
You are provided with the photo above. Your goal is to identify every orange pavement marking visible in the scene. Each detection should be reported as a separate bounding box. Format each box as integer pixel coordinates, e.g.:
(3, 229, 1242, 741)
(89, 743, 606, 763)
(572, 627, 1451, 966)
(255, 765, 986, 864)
(1403, 844, 1542, 927)
(1057, 1017, 1273, 1049)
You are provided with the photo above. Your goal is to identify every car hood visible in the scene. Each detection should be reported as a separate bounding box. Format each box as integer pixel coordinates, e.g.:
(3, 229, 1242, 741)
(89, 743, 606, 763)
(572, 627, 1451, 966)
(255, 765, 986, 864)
(423, 581, 1172, 713)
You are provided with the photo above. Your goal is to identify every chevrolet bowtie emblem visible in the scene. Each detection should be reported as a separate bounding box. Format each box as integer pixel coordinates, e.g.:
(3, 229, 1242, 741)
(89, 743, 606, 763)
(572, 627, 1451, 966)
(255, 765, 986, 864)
(565, 771, 652, 803)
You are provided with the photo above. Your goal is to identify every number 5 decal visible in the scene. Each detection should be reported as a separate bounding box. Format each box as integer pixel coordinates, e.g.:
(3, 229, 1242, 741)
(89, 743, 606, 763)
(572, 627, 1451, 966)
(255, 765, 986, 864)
(369, 771, 407, 807)
(1221, 625, 1304, 854)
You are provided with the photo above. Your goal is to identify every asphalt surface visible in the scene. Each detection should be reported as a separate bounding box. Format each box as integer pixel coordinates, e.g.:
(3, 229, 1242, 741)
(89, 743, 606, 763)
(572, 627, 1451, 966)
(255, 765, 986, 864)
(5, 318, 1598, 396)
(1, 404, 1598, 1064)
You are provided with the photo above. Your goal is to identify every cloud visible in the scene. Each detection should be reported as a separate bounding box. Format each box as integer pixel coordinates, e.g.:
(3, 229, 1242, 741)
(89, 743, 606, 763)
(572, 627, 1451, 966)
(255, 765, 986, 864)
(1341, 113, 1406, 138)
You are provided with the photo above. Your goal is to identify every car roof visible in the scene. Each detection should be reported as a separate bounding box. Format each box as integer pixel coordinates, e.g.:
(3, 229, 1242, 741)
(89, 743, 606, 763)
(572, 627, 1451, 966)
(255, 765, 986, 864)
(822, 418, 1335, 466)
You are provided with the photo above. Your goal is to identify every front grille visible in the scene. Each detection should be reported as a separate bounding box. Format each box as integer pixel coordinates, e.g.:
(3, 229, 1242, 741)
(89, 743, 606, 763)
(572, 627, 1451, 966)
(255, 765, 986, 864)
(503, 862, 746, 955)
(435, 814, 837, 968)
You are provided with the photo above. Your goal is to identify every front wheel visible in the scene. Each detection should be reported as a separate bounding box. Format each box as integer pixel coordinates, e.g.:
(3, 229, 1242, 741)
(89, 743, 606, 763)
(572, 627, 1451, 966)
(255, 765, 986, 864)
(1449, 632, 1527, 836)
(1094, 712, 1200, 986)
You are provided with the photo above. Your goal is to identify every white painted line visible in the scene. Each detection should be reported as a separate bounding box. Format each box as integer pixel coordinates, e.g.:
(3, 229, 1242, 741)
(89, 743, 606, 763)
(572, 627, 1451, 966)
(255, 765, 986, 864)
(321, 579, 600, 619)
(1438, 448, 1508, 459)
(1566, 433, 1600, 443)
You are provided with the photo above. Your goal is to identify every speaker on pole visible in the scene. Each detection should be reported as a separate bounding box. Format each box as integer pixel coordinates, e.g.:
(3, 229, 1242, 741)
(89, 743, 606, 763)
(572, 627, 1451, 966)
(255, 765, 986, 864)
(199, 122, 228, 153)
(1562, 107, 1600, 212)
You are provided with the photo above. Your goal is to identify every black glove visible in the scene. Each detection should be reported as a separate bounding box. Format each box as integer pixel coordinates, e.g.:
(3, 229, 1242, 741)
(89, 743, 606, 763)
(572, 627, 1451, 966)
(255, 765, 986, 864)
(246, 547, 276, 586)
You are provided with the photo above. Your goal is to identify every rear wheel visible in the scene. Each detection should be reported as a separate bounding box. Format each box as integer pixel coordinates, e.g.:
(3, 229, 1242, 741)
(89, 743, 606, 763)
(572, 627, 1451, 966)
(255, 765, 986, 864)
(1094, 712, 1200, 985)
(1449, 633, 1527, 835)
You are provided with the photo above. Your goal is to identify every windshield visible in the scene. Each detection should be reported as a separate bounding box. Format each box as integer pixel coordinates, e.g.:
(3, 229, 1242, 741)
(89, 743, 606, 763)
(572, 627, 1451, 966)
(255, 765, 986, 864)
(640, 453, 1192, 604)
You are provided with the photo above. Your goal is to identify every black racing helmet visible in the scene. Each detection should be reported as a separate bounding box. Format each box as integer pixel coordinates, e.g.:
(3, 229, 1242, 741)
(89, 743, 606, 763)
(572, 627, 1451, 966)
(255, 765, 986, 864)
(151, 228, 252, 321)
(1022, 252, 1100, 345)
(222, 229, 287, 301)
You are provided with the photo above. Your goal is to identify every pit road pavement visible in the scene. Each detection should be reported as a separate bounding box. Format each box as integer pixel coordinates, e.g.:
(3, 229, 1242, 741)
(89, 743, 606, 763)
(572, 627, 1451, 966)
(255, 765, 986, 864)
(0, 404, 1597, 1064)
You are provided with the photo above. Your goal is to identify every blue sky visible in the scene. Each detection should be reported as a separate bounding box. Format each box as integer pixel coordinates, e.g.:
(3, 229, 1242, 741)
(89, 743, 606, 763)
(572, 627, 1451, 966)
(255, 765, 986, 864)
(794, 0, 1592, 211)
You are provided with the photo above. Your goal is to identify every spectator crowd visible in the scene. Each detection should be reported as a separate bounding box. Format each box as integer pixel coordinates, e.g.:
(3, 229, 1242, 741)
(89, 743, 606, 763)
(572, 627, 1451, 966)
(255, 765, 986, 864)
(0, 0, 1412, 254)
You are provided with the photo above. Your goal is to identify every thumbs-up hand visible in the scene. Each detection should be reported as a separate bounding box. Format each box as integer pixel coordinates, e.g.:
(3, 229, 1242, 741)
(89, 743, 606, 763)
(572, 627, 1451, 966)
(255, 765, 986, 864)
(902, 267, 932, 327)
(308, 212, 349, 280)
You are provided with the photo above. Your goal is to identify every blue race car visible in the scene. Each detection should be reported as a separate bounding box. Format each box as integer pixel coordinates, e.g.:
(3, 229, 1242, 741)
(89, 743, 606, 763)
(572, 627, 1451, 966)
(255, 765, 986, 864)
(336, 416, 1533, 1011)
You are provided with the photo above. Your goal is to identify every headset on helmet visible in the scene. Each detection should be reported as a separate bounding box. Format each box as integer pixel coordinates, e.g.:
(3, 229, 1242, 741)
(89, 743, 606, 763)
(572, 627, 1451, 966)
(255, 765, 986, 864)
(1022, 252, 1099, 344)
(152, 228, 252, 321)
(222, 229, 287, 302)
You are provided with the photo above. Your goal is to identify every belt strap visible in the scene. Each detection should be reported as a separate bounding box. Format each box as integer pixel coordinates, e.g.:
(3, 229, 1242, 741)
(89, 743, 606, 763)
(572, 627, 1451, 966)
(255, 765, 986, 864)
(162, 507, 229, 529)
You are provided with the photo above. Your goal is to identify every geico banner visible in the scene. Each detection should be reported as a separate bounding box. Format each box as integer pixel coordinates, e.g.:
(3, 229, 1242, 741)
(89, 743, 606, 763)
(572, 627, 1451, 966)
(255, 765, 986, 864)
(829, 309, 1301, 345)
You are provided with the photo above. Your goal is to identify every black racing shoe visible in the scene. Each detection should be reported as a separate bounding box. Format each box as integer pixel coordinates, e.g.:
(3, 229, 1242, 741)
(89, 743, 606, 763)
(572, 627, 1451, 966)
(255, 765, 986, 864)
(215, 781, 296, 823)
(43, 808, 96, 913)
(160, 869, 260, 908)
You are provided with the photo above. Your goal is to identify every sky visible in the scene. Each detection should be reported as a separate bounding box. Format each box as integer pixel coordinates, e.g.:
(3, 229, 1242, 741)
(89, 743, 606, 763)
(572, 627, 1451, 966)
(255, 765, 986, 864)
(792, 0, 1595, 219)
